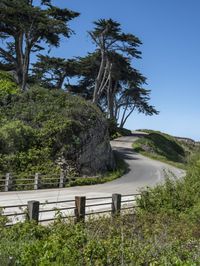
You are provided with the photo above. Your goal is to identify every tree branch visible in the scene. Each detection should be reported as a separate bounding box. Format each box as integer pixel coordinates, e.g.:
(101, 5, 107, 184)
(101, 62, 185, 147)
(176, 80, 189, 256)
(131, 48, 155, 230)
(0, 47, 16, 63)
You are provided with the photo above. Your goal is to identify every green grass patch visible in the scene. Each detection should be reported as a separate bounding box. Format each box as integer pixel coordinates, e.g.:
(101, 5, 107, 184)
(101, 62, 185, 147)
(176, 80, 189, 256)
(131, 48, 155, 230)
(67, 152, 128, 187)
(132, 130, 197, 169)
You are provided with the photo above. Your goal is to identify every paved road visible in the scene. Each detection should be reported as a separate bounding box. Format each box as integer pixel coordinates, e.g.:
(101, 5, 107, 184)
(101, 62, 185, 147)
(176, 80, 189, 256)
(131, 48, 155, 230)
(0, 135, 185, 223)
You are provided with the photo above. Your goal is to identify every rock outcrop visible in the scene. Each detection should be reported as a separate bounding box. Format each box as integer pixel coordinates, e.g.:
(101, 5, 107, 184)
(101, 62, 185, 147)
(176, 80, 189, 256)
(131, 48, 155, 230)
(77, 119, 115, 176)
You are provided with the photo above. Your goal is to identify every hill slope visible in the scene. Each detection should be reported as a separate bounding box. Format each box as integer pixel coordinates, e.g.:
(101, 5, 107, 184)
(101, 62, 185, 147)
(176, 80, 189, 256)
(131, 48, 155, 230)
(133, 130, 198, 168)
(0, 86, 115, 178)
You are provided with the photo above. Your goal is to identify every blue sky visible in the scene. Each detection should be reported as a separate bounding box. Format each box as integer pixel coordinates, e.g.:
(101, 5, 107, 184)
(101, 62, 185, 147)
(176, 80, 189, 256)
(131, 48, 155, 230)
(50, 1, 200, 140)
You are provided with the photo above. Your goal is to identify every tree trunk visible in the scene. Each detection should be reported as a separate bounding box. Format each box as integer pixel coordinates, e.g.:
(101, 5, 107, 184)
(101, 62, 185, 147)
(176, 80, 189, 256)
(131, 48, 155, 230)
(22, 45, 30, 91)
(107, 79, 117, 119)
(14, 33, 32, 91)
(107, 74, 112, 118)
(56, 75, 66, 89)
(120, 104, 128, 128)
(93, 51, 106, 104)
(120, 106, 135, 128)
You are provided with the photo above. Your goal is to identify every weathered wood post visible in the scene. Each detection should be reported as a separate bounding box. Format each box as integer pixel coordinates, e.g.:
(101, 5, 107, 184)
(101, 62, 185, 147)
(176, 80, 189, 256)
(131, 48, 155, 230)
(112, 193, 121, 216)
(59, 170, 65, 188)
(27, 201, 40, 223)
(74, 196, 86, 223)
(5, 173, 12, 192)
(34, 173, 40, 190)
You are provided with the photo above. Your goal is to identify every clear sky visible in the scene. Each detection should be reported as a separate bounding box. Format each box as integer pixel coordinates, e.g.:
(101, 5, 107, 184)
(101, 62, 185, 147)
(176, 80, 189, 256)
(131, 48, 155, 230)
(49, 0, 200, 140)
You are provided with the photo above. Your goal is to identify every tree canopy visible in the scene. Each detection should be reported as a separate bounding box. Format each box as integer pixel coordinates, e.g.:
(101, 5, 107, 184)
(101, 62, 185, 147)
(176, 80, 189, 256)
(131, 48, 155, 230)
(0, 0, 79, 90)
(31, 55, 77, 89)
(0, 3, 158, 129)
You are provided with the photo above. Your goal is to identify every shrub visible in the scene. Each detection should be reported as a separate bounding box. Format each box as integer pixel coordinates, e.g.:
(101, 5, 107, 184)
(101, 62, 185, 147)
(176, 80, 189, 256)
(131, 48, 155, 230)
(0, 71, 19, 97)
(137, 153, 200, 215)
(0, 86, 108, 177)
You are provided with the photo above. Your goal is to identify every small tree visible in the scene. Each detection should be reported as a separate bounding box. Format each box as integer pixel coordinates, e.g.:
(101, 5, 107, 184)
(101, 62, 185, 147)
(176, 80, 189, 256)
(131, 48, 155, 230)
(0, 0, 79, 91)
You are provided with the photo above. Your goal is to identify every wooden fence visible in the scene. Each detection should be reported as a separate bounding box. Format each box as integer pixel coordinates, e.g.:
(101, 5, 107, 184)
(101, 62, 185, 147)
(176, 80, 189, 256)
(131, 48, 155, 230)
(1, 193, 140, 226)
(0, 172, 69, 192)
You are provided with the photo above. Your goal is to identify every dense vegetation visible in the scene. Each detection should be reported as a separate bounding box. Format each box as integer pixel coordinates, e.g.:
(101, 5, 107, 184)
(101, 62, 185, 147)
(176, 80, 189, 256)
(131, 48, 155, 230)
(0, 85, 107, 178)
(0, 155, 200, 265)
(133, 130, 198, 168)
(0, 71, 19, 97)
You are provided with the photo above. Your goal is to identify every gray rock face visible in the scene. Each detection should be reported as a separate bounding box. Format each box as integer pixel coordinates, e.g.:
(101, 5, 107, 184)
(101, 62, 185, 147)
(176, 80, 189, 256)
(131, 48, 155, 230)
(77, 119, 116, 176)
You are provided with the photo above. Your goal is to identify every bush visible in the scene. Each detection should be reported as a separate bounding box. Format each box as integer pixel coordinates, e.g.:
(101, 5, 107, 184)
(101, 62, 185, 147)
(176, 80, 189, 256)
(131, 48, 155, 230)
(0, 211, 199, 265)
(137, 153, 200, 215)
(107, 118, 132, 140)
(0, 71, 19, 98)
(0, 86, 106, 177)
(0, 120, 36, 154)
(1, 148, 200, 265)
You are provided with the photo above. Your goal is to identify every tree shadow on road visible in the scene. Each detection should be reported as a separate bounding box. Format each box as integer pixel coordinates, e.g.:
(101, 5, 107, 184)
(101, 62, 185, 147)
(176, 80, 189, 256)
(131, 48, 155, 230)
(113, 147, 140, 161)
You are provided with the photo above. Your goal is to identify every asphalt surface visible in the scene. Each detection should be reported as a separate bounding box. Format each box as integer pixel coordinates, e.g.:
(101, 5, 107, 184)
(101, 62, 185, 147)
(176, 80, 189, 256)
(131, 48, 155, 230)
(0, 135, 185, 223)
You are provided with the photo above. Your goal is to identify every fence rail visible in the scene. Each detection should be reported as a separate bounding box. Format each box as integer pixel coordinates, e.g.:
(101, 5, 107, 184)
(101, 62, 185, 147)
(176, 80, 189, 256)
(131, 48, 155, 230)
(0, 193, 141, 226)
(0, 172, 72, 192)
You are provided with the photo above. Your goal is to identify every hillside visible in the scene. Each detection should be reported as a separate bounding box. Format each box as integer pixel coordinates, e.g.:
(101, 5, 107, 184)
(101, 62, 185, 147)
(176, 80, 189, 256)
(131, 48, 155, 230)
(0, 83, 115, 178)
(133, 130, 198, 168)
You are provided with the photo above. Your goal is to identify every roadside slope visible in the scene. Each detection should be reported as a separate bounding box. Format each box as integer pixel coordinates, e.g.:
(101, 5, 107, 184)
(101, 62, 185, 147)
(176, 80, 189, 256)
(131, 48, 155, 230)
(132, 130, 198, 168)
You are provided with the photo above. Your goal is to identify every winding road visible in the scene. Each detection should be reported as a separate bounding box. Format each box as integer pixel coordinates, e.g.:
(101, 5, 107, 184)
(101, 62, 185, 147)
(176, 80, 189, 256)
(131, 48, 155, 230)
(0, 134, 185, 207)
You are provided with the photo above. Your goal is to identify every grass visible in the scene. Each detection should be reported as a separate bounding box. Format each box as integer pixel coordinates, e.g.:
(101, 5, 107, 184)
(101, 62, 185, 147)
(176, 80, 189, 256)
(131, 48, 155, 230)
(132, 130, 198, 169)
(67, 152, 128, 187)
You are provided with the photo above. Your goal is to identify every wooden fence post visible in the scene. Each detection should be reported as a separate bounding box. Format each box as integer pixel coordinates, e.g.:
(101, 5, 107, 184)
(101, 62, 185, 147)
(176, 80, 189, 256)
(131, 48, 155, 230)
(112, 193, 121, 216)
(74, 196, 86, 223)
(5, 173, 12, 192)
(27, 201, 40, 223)
(59, 170, 65, 188)
(34, 173, 40, 190)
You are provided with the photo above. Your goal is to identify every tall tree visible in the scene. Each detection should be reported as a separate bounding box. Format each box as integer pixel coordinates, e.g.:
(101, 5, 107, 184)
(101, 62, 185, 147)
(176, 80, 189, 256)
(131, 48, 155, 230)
(68, 51, 158, 126)
(0, 0, 79, 91)
(88, 19, 142, 104)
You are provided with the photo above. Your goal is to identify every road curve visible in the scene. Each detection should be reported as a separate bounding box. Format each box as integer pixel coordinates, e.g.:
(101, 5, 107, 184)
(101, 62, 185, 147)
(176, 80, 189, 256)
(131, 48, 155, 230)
(0, 135, 185, 207)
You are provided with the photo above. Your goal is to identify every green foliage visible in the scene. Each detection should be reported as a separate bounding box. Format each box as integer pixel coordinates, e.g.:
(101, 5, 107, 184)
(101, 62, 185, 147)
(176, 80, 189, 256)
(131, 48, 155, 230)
(107, 118, 132, 139)
(111, 127, 132, 140)
(0, 211, 199, 265)
(107, 118, 118, 137)
(1, 156, 200, 264)
(132, 130, 196, 168)
(0, 0, 79, 90)
(0, 86, 105, 177)
(138, 153, 200, 215)
(31, 55, 78, 89)
(0, 120, 36, 154)
(0, 71, 19, 97)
